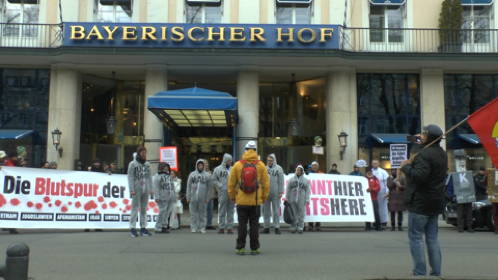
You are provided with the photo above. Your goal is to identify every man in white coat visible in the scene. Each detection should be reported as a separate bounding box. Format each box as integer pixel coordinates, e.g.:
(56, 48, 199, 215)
(372, 160, 389, 229)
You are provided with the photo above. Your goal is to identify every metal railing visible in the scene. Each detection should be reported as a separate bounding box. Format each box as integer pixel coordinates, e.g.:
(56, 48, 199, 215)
(1, 23, 498, 54)
(340, 27, 498, 53)
(0, 23, 62, 48)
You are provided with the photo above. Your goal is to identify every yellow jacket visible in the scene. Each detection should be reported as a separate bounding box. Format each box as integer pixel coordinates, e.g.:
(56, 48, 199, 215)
(228, 149, 270, 206)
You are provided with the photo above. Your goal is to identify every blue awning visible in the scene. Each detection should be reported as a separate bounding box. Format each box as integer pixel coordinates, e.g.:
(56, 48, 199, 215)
(0, 129, 35, 140)
(148, 87, 237, 128)
(369, 0, 406, 5)
(458, 134, 480, 144)
(370, 133, 410, 144)
(461, 0, 494, 5)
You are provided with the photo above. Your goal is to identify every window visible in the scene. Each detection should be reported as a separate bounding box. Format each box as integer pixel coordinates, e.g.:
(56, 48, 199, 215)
(462, 5, 493, 44)
(95, 0, 132, 23)
(276, 1, 312, 24)
(444, 74, 498, 136)
(185, 0, 222, 24)
(357, 74, 420, 144)
(369, 4, 404, 43)
(1, 0, 39, 37)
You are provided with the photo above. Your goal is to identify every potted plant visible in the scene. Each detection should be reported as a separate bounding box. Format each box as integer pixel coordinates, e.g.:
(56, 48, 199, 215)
(439, 0, 464, 53)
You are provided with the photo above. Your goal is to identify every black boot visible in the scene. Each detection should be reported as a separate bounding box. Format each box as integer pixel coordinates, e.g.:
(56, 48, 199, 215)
(262, 228, 270, 234)
(275, 228, 281, 235)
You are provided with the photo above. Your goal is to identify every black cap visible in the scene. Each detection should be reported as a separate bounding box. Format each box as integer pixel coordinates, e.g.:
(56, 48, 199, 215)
(423, 124, 443, 138)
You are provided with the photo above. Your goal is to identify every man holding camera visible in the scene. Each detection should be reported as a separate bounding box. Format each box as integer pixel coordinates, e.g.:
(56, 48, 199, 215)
(401, 125, 448, 277)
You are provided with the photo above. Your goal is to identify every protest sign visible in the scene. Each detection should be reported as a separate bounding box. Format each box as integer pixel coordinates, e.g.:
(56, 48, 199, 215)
(0, 167, 159, 229)
(389, 144, 408, 169)
(452, 171, 476, 204)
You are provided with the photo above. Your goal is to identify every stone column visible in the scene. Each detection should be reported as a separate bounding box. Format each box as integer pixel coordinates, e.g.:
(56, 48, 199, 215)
(236, 71, 259, 158)
(420, 69, 446, 149)
(46, 67, 82, 170)
(144, 68, 167, 173)
(325, 68, 358, 173)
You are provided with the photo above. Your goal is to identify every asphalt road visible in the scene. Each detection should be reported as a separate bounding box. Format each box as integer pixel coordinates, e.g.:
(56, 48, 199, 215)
(1, 223, 497, 280)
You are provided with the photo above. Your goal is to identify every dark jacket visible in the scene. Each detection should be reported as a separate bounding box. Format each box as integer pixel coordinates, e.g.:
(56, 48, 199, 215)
(474, 174, 488, 201)
(401, 145, 448, 216)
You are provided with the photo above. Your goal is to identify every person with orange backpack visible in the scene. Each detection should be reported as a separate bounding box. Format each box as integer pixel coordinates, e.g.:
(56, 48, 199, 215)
(228, 141, 270, 255)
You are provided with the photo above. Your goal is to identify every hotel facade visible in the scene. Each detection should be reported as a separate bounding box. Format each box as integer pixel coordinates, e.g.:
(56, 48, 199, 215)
(0, 0, 497, 176)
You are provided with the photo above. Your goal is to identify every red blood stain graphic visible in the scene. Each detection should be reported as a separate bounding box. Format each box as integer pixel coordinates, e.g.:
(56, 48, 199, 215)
(102, 203, 108, 210)
(148, 201, 156, 208)
(125, 205, 132, 211)
(48, 203, 53, 207)
(35, 203, 43, 210)
(43, 196, 50, 203)
(98, 196, 104, 203)
(10, 198, 20, 206)
(109, 201, 117, 208)
(75, 202, 82, 208)
(55, 200, 62, 207)
(122, 199, 129, 205)
(153, 208, 159, 214)
(68, 202, 73, 206)
(84, 200, 98, 211)
(95, 211, 100, 215)
(61, 206, 68, 213)
(27, 201, 34, 208)
(0, 194, 6, 208)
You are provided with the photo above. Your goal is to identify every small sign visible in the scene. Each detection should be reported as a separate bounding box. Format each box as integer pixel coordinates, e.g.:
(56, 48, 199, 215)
(159, 146, 178, 171)
(452, 171, 476, 204)
(389, 144, 408, 168)
(312, 146, 324, 155)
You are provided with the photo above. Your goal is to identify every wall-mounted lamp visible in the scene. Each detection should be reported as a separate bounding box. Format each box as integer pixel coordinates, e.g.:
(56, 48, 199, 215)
(337, 131, 348, 160)
(51, 128, 63, 157)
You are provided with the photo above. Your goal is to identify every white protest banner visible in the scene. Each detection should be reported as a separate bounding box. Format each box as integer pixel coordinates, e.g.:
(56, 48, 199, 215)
(159, 146, 178, 171)
(252, 173, 375, 223)
(0, 167, 159, 229)
(389, 144, 408, 168)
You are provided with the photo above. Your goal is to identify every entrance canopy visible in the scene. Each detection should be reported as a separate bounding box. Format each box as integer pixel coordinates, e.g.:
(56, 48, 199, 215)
(458, 134, 480, 145)
(369, 133, 410, 144)
(148, 87, 237, 132)
(0, 129, 35, 140)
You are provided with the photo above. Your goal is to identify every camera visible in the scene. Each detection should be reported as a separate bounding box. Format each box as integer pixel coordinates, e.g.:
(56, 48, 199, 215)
(406, 135, 421, 143)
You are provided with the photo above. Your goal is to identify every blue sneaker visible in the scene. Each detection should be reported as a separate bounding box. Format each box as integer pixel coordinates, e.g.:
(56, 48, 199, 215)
(140, 228, 152, 237)
(130, 228, 138, 238)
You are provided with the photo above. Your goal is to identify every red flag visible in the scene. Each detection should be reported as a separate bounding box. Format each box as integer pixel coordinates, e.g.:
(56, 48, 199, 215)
(468, 97, 498, 168)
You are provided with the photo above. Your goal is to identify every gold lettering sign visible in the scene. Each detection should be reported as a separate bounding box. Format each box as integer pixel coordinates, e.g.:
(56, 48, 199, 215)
(171, 26, 185, 42)
(297, 28, 316, 44)
(122, 26, 138, 40)
(70, 25, 85, 40)
(68, 24, 335, 46)
(277, 28, 294, 42)
(188, 27, 205, 42)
